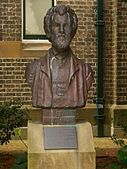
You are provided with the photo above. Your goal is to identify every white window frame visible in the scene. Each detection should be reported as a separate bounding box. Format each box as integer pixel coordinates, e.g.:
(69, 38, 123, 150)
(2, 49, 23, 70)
(22, 0, 56, 42)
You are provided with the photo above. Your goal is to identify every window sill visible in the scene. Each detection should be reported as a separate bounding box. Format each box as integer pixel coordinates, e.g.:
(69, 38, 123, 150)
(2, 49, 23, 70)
(22, 40, 51, 50)
(22, 41, 51, 57)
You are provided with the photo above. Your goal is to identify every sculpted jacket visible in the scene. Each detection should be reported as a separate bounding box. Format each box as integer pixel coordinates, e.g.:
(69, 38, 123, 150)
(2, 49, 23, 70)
(25, 49, 94, 108)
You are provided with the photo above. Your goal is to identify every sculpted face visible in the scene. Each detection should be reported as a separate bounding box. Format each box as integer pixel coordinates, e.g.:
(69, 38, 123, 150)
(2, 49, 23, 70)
(51, 13, 72, 51)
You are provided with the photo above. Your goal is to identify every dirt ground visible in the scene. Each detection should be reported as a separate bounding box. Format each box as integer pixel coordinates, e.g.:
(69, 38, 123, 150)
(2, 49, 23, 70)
(0, 138, 122, 154)
(0, 138, 126, 169)
(0, 140, 27, 169)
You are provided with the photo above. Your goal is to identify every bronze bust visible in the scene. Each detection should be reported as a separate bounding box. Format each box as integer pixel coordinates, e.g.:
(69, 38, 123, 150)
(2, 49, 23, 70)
(25, 5, 94, 109)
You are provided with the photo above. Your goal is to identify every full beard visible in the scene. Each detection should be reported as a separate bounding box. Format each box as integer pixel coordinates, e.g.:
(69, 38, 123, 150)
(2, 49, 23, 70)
(52, 34, 71, 51)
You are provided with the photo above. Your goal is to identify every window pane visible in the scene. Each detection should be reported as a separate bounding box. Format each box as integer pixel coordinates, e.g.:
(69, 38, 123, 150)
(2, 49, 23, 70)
(23, 0, 54, 39)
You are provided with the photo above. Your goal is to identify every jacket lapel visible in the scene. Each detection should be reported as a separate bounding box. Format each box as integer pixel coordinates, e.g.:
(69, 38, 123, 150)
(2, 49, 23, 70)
(68, 53, 79, 85)
(40, 52, 51, 80)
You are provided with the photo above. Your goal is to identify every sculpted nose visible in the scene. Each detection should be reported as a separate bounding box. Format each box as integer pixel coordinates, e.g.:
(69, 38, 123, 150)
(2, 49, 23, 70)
(60, 24, 64, 33)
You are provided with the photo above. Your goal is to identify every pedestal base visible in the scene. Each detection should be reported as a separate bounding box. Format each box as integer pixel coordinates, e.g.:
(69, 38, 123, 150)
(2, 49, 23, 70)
(28, 121, 96, 169)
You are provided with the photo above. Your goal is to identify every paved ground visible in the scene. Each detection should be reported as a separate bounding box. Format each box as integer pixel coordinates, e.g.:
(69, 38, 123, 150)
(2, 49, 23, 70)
(0, 137, 126, 156)
(0, 138, 127, 169)
(94, 137, 123, 157)
(0, 140, 27, 154)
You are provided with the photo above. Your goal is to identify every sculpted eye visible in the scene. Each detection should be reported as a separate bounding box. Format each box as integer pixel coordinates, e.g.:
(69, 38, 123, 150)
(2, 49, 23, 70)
(63, 23, 67, 27)
(54, 23, 59, 27)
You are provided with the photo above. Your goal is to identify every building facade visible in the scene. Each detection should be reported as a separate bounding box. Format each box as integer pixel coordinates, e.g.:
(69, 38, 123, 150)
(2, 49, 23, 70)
(0, 0, 127, 136)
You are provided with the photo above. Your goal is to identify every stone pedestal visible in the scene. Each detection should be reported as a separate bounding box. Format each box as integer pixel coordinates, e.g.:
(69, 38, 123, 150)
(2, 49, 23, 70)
(28, 121, 96, 169)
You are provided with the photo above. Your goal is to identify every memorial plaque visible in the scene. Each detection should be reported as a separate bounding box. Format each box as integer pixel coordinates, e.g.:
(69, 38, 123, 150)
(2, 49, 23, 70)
(43, 126, 78, 150)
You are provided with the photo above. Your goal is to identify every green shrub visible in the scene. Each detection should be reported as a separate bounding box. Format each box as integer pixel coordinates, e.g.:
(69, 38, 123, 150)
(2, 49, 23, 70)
(111, 111, 127, 168)
(109, 163, 121, 169)
(117, 145, 127, 165)
(12, 153, 27, 169)
(0, 101, 28, 145)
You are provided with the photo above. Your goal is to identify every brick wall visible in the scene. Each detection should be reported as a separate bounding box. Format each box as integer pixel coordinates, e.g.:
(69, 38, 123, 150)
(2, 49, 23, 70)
(103, 0, 127, 105)
(104, 0, 118, 104)
(117, 1, 127, 104)
(0, 58, 33, 104)
(0, 0, 127, 107)
(0, 0, 96, 105)
(0, 0, 21, 41)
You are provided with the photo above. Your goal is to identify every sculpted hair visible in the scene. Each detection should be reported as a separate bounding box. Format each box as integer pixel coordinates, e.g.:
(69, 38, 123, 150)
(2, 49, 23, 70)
(44, 5, 78, 42)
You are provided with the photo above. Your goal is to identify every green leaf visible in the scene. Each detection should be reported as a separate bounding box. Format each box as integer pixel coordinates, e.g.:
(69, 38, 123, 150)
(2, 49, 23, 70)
(14, 128, 22, 137)
(109, 163, 121, 169)
(12, 153, 27, 169)
(0, 101, 28, 145)
(117, 145, 127, 164)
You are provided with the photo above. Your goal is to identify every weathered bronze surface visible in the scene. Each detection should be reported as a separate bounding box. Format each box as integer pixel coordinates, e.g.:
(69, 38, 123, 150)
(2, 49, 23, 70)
(26, 5, 94, 150)
(43, 126, 77, 149)
(25, 5, 94, 109)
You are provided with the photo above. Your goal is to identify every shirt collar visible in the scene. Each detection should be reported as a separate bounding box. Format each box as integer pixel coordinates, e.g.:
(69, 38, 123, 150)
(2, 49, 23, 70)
(49, 47, 71, 61)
